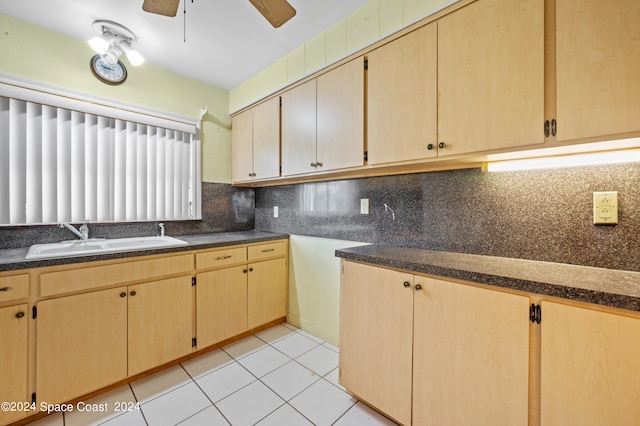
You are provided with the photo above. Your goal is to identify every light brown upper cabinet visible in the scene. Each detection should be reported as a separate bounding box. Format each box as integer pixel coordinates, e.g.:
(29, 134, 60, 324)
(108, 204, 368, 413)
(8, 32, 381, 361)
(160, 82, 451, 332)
(367, 23, 438, 165)
(437, 0, 545, 156)
(555, 0, 640, 142)
(231, 96, 281, 183)
(282, 57, 364, 176)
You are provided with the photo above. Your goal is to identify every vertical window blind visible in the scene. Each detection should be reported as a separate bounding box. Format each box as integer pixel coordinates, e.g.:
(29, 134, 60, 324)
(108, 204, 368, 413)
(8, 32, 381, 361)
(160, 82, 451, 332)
(0, 91, 201, 226)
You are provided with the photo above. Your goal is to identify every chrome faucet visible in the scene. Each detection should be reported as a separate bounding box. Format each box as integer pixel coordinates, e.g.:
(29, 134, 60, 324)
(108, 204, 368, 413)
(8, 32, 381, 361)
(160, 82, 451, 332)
(158, 223, 165, 237)
(59, 220, 89, 240)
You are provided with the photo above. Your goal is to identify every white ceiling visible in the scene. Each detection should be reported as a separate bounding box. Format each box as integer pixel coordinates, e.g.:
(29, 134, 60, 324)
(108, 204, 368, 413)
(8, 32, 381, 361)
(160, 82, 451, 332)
(0, 0, 368, 90)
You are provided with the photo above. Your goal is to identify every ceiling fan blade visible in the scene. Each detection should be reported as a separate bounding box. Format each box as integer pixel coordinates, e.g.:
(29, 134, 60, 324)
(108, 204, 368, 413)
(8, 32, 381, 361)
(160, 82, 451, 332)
(142, 0, 181, 17)
(249, 0, 297, 28)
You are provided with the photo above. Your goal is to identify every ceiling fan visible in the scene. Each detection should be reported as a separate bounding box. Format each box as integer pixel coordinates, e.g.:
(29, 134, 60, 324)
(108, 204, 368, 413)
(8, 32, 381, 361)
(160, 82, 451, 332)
(142, 0, 297, 28)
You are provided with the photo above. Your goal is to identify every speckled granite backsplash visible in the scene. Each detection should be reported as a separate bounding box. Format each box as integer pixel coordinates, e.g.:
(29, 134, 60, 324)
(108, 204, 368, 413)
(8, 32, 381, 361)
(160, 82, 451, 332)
(0, 183, 255, 249)
(255, 163, 640, 272)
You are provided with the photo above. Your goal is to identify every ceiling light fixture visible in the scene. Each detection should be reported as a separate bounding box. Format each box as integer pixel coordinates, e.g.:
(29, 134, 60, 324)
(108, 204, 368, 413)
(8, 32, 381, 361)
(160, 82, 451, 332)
(88, 20, 144, 67)
(485, 149, 640, 172)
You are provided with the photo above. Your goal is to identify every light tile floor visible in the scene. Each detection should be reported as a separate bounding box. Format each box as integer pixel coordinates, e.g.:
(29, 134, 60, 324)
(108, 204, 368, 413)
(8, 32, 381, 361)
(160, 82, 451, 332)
(29, 323, 398, 426)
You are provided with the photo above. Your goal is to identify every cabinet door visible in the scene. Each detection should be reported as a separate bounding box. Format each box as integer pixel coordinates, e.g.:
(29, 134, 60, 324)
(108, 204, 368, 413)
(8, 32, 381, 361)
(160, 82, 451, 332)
(368, 23, 437, 164)
(541, 301, 640, 425)
(556, 0, 640, 141)
(37, 288, 128, 405)
(247, 258, 287, 329)
(128, 276, 193, 376)
(281, 80, 317, 176)
(196, 266, 248, 348)
(438, 0, 544, 156)
(413, 277, 529, 425)
(253, 96, 281, 180)
(0, 304, 28, 425)
(231, 108, 254, 183)
(339, 262, 414, 426)
(316, 57, 365, 171)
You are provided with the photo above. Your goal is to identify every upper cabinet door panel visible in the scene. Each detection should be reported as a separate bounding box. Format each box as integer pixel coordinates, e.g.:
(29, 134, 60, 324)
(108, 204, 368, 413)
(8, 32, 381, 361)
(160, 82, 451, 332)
(281, 80, 317, 176)
(556, 0, 640, 142)
(252, 97, 281, 180)
(438, 0, 544, 156)
(316, 57, 365, 171)
(231, 108, 254, 183)
(368, 23, 437, 165)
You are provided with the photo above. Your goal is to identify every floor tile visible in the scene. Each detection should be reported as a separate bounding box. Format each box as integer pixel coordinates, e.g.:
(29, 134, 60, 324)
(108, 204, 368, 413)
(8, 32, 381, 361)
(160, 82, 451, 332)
(182, 349, 233, 379)
(215, 381, 284, 426)
(196, 361, 256, 403)
(28, 413, 64, 426)
(262, 360, 320, 401)
(221, 335, 267, 360)
(296, 344, 339, 376)
(141, 382, 211, 426)
(255, 403, 314, 425)
(177, 406, 230, 425)
(98, 409, 147, 426)
(324, 367, 345, 391)
(130, 365, 192, 403)
(65, 385, 137, 426)
(290, 379, 357, 426)
(323, 342, 339, 353)
(272, 332, 319, 359)
(237, 345, 290, 378)
(334, 401, 399, 425)
(297, 329, 325, 344)
(255, 324, 297, 344)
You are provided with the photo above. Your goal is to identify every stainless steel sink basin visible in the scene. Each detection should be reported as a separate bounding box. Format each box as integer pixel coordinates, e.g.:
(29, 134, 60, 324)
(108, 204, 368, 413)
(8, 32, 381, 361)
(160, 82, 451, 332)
(26, 236, 188, 260)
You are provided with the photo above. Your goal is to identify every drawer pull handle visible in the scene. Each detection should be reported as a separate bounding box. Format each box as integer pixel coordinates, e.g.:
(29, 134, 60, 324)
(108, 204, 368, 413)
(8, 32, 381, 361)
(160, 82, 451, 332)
(261, 248, 275, 253)
(15, 311, 25, 319)
(215, 255, 233, 260)
(0, 287, 11, 292)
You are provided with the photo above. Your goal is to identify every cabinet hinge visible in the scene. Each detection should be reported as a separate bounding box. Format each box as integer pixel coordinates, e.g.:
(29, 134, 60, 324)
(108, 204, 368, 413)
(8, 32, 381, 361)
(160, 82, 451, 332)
(192, 337, 197, 347)
(279, 97, 282, 107)
(544, 120, 550, 137)
(32, 306, 37, 319)
(363, 150, 368, 162)
(529, 304, 542, 324)
(364, 58, 368, 70)
(31, 392, 36, 404)
(192, 277, 197, 286)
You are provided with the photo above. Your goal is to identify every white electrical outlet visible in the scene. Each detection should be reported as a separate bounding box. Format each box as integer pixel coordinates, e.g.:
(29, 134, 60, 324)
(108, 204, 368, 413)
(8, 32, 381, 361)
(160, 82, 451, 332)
(360, 199, 370, 214)
(593, 192, 618, 225)
(274, 206, 279, 218)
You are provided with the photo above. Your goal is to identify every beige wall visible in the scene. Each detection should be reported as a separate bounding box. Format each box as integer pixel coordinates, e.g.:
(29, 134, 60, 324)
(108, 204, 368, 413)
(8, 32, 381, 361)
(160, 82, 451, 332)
(0, 13, 231, 183)
(287, 235, 370, 345)
(229, 0, 455, 112)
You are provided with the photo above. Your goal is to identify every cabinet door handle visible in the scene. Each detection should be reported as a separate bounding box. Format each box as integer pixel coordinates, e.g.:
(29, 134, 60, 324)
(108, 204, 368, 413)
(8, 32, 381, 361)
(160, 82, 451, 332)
(310, 162, 317, 168)
(249, 267, 254, 272)
(130, 291, 137, 297)
(403, 281, 411, 288)
(243, 269, 248, 273)
(120, 292, 127, 298)
(415, 284, 423, 291)
(438, 142, 446, 149)
(315, 162, 323, 167)
(427, 144, 435, 150)
(15, 311, 25, 319)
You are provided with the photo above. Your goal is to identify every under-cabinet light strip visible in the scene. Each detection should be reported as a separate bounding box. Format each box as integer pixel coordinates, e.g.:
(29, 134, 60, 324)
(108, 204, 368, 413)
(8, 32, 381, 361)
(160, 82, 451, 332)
(486, 150, 640, 172)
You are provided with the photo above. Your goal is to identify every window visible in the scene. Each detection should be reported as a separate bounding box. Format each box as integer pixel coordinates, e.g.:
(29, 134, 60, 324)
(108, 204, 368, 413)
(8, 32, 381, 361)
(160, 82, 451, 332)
(0, 83, 201, 226)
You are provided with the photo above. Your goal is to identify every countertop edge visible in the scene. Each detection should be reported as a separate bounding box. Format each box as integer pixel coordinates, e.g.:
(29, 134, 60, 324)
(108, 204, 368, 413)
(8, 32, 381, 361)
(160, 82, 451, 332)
(0, 231, 289, 272)
(335, 246, 640, 312)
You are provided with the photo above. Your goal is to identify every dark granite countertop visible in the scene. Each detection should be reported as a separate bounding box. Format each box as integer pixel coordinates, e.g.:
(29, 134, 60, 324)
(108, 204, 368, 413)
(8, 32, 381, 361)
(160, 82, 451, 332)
(336, 244, 640, 312)
(0, 231, 289, 272)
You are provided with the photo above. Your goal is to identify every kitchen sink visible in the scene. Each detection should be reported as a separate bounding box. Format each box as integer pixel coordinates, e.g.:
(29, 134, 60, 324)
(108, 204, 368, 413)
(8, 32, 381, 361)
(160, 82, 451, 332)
(25, 236, 188, 260)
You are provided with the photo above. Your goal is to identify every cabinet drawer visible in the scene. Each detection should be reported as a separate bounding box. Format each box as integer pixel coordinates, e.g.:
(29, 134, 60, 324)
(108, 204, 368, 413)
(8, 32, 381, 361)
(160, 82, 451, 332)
(40, 254, 193, 297)
(0, 274, 29, 303)
(248, 241, 287, 261)
(196, 247, 247, 270)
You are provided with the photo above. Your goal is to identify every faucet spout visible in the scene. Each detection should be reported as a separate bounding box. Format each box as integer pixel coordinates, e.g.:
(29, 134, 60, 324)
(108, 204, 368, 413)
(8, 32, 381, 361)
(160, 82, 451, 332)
(59, 221, 89, 240)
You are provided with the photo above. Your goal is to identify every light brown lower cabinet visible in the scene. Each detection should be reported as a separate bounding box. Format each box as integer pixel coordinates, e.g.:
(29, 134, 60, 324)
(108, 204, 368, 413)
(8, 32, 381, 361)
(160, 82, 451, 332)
(340, 260, 529, 426)
(0, 304, 29, 425)
(248, 257, 288, 329)
(541, 301, 640, 425)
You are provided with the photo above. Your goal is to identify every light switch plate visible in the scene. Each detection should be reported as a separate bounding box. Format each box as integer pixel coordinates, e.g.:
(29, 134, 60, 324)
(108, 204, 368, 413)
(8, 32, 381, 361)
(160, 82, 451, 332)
(593, 192, 618, 225)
